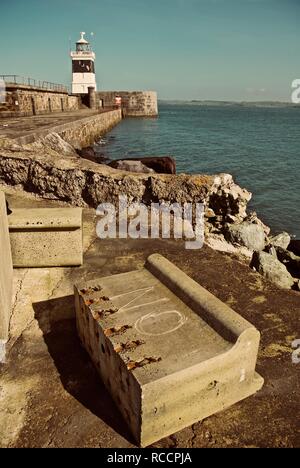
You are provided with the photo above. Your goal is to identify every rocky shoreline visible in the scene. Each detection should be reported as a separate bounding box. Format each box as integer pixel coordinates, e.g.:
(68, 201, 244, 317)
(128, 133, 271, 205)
(0, 132, 299, 292)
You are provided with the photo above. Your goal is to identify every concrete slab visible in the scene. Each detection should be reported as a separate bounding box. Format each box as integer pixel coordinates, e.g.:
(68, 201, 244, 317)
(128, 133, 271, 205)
(75, 254, 263, 447)
(0, 191, 13, 362)
(8, 208, 83, 267)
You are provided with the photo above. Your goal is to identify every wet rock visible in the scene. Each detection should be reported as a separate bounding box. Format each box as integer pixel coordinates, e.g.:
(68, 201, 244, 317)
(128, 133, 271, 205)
(79, 146, 109, 164)
(108, 159, 155, 174)
(79, 146, 97, 163)
(275, 247, 300, 277)
(288, 239, 300, 257)
(110, 156, 176, 174)
(250, 251, 295, 290)
(269, 232, 291, 250)
(225, 222, 266, 251)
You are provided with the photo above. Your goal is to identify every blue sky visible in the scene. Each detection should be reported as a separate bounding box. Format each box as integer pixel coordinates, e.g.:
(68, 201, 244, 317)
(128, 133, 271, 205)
(1, 0, 299, 101)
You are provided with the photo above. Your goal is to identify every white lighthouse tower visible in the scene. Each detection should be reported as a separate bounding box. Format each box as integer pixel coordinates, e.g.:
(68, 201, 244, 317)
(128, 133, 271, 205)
(70, 32, 97, 94)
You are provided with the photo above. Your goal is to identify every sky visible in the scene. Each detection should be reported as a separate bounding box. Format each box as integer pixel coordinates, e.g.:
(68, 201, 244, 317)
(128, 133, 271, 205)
(1, 0, 299, 101)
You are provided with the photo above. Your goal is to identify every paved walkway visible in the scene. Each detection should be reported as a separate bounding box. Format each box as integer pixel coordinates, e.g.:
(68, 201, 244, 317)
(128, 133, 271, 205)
(0, 189, 299, 448)
(0, 109, 108, 141)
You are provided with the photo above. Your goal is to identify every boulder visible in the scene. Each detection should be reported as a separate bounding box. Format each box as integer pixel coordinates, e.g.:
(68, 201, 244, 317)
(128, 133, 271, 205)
(244, 211, 271, 236)
(225, 222, 266, 251)
(108, 159, 155, 174)
(269, 232, 291, 250)
(209, 174, 252, 222)
(264, 245, 277, 258)
(109, 156, 176, 174)
(79, 146, 109, 164)
(250, 251, 295, 290)
(32, 132, 78, 157)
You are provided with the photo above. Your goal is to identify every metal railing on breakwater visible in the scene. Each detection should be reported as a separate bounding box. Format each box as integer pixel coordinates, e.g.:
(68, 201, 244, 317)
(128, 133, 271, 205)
(0, 75, 68, 93)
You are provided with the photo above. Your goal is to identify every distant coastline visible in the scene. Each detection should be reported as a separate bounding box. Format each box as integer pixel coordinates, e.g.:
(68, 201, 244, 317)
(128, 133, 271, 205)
(158, 100, 299, 108)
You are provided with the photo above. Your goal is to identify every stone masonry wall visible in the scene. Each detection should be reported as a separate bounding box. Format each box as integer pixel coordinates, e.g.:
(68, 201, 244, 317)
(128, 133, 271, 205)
(97, 91, 158, 117)
(59, 109, 123, 148)
(0, 84, 80, 117)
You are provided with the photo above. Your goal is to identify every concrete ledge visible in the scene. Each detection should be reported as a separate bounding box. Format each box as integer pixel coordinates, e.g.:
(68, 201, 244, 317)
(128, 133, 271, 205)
(8, 207, 83, 267)
(0, 191, 13, 362)
(74, 254, 263, 447)
(146, 253, 254, 342)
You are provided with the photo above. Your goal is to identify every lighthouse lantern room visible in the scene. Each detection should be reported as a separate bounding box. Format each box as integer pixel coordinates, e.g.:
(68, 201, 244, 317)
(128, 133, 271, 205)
(71, 32, 97, 94)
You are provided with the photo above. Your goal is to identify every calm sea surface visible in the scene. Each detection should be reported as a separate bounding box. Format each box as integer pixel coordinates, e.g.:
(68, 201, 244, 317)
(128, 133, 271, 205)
(99, 103, 300, 238)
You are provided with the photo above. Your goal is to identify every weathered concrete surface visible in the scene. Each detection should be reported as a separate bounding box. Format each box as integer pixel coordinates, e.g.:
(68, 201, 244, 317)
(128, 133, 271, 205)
(0, 190, 299, 448)
(8, 208, 83, 267)
(75, 254, 262, 447)
(0, 192, 13, 362)
(0, 108, 122, 146)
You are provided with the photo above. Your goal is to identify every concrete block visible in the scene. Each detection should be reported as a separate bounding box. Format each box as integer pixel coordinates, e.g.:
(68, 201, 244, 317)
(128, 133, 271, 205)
(0, 192, 13, 362)
(75, 254, 264, 447)
(8, 208, 83, 267)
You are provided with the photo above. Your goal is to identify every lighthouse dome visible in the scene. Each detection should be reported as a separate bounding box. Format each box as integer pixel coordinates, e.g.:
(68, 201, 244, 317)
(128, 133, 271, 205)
(77, 32, 89, 44)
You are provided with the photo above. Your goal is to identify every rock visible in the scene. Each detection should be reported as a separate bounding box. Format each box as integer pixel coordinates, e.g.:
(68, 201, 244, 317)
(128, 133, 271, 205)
(275, 247, 300, 277)
(288, 239, 300, 257)
(225, 222, 266, 251)
(205, 208, 216, 219)
(79, 146, 109, 164)
(108, 160, 155, 174)
(269, 232, 291, 250)
(79, 146, 97, 163)
(30, 132, 78, 157)
(205, 233, 253, 259)
(244, 211, 271, 236)
(109, 156, 176, 174)
(250, 251, 295, 290)
(264, 245, 277, 258)
(209, 174, 252, 222)
(0, 138, 258, 237)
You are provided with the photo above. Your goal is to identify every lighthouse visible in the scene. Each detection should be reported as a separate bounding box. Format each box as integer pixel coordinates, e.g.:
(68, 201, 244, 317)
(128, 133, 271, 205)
(70, 32, 97, 94)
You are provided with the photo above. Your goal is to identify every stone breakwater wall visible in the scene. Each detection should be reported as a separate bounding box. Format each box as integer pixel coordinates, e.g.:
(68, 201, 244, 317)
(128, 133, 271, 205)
(58, 109, 123, 148)
(13, 109, 123, 147)
(0, 83, 80, 118)
(97, 91, 158, 117)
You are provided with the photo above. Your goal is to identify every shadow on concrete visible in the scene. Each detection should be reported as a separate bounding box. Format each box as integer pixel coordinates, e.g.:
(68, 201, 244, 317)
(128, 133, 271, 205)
(33, 295, 135, 444)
